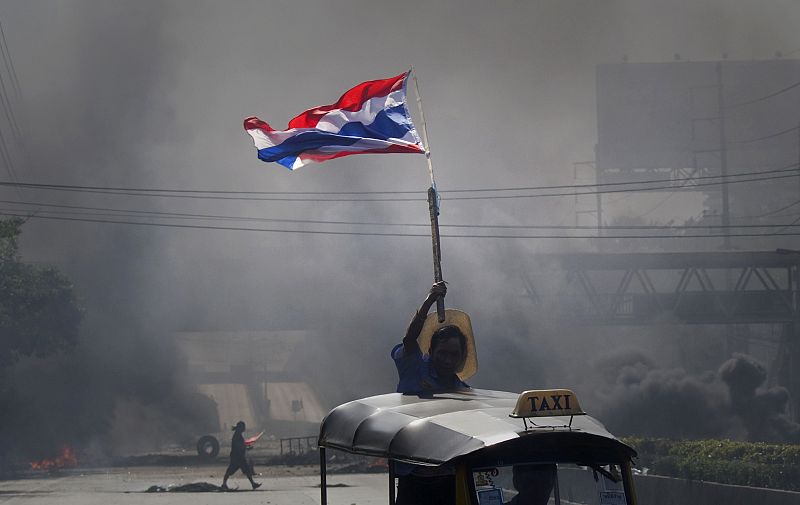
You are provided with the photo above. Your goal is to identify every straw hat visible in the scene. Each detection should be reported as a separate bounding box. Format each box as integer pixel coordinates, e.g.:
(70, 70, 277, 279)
(418, 309, 478, 381)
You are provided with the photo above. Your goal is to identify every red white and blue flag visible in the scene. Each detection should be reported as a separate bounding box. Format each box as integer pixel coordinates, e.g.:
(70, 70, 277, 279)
(244, 72, 426, 170)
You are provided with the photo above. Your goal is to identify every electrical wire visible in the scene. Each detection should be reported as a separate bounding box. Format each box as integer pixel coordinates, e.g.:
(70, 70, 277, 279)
(735, 198, 800, 219)
(7, 195, 800, 230)
(7, 199, 800, 230)
(5, 210, 800, 239)
(0, 70, 19, 139)
(442, 171, 800, 201)
(0, 165, 798, 202)
(0, 18, 21, 103)
(726, 78, 800, 109)
(638, 192, 677, 218)
(728, 124, 799, 145)
(0, 164, 798, 196)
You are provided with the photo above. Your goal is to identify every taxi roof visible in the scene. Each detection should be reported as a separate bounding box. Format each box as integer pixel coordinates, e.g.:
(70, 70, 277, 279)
(318, 389, 636, 466)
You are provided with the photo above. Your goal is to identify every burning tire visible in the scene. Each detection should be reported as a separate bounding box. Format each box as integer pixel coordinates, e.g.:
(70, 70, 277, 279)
(196, 435, 220, 459)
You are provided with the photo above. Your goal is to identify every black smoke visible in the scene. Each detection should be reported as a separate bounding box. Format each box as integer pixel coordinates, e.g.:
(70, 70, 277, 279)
(0, 1, 221, 466)
(589, 350, 732, 439)
(587, 350, 798, 443)
(719, 353, 800, 443)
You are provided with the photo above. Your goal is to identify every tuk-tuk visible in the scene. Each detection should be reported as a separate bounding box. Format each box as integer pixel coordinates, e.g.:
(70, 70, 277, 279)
(318, 388, 638, 505)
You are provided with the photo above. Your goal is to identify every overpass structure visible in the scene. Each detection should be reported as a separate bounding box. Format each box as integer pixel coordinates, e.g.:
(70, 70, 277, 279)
(530, 250, 800, 417)
(537, 251, 800, 325)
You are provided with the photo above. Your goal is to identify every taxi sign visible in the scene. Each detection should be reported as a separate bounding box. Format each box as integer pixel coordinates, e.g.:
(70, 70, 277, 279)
(510, 389, 585, 418)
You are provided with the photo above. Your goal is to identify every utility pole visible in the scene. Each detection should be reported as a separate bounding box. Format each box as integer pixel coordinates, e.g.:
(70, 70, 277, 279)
(572, 161, 602, 248)
(716, 62, 732, 249)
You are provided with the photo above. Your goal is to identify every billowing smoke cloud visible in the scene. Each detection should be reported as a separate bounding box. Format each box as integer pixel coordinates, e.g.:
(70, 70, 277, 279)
(719, 353, 800, 443)
(585, 350, 798, 443)
(588, 350, 732, 439)
(4, 341, 219, 463)
(0, 1, 223, 465)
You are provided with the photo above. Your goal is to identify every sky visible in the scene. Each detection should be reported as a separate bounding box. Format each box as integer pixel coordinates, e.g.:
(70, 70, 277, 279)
(1, 0, 800, 458)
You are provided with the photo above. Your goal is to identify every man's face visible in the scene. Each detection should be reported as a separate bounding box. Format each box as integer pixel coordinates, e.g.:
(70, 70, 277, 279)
(431, 337, 464, 377)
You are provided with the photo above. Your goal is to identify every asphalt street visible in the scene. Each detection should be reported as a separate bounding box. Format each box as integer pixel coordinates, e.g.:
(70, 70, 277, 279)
(0, 466, 386, 505)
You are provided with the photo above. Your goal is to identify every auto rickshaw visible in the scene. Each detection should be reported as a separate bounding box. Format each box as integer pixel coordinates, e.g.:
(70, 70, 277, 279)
(317, 388, 638, 505)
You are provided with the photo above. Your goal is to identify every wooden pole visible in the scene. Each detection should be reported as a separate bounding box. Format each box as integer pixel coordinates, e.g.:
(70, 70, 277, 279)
(413, 70, 445, 322)
(428, 186, 445, 322)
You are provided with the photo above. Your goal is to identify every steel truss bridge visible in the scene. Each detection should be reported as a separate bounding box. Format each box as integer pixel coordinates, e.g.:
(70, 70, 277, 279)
(530, 250, 800, 417)
(535, 251, 800, 325)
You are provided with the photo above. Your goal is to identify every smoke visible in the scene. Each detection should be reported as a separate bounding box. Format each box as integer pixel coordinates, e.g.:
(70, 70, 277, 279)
(719, 353, 800, 443)
(583, 350, 798, 443)
(4, 341, 218, 462)
(587, 349, 732, 439)
(0, 1, 224, 464)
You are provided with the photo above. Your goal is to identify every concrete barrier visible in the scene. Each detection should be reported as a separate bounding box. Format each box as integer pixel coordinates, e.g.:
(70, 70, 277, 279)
(633, 474, 800, 505)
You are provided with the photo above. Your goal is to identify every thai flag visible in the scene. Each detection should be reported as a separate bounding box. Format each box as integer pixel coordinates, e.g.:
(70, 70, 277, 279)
(244, 72, 426, 170)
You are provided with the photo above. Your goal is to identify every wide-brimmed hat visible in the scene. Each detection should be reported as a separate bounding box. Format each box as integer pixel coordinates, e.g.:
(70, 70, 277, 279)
(417, 308, 478, 380)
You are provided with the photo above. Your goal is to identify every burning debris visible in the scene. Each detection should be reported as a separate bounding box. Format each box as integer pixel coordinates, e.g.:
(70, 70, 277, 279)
(29, 446, 78, 471)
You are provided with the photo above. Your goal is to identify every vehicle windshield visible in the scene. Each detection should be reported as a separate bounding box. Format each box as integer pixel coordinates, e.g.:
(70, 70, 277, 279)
(472, 463, 627, 505)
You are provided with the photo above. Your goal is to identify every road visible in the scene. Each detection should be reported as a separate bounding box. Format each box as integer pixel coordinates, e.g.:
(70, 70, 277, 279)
(0, 466, 387, 505)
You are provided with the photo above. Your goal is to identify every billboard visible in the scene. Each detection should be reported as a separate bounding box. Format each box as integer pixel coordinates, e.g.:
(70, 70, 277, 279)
(595, 59, 800, 185)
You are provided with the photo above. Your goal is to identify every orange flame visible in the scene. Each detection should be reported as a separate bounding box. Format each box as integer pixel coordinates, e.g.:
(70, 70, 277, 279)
(370, 457, 388, 469)
(29, 446, 78, 470)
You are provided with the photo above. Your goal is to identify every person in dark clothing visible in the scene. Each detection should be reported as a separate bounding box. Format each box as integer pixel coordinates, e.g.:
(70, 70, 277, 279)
(221, 421, 261, 490)
(504, 464, 556, 505)
(391, 282, 471, 394)
(392, 282, 470, 505)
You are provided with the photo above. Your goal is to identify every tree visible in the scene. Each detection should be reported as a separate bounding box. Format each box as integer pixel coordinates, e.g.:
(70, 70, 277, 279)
(0, 219, 82, 366)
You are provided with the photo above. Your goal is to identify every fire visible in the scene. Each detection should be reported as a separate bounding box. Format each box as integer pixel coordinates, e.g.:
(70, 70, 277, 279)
(29, 446, 78, 470)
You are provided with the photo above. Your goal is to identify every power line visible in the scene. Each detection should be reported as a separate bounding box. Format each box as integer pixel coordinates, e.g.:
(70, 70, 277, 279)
(0, 58, 19, 138)
(0, 17, 20, 140)
(0, 18, 21, 103)
(7, 210, 800, 239)
(5, 209, 800, 238)
(728, 124, 799, 145)
(0, 127, 20, 191)
(1, 164, 798, 202)
(736, 198, 800, 219)
(7, 198, 800, 230)
(7, 171, 800, 202)
(726, 78, 800, 110)
(638, 191, 677, 218)
(442, 171, 800, 201)
(774, 214, 800, 235)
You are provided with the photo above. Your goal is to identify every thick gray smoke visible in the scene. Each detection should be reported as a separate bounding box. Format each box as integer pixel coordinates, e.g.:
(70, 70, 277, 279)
(1, 0, 799, 465)
(587, 350, 731, 439)
(584, 350, 798, 443)
(719, 353, 800, 443)
(0, 2, 221, 464)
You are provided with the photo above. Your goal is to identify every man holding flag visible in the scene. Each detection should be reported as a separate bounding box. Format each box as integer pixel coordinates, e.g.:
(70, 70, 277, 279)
(244, 70, 476, 505)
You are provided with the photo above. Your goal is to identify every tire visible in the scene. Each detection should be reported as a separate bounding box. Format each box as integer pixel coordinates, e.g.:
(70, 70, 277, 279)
(196, 435, 220, 459)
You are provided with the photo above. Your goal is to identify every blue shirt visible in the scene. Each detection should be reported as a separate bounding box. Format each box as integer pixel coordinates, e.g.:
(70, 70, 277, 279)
(391, 343, 469, 394)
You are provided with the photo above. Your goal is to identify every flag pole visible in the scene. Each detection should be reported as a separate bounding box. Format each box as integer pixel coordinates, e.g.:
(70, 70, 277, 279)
(412, 70, 446, 323)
